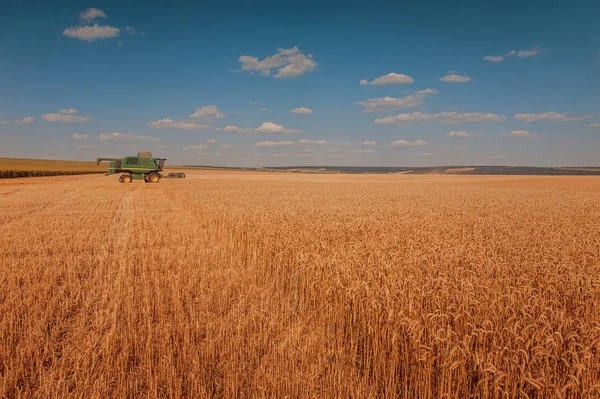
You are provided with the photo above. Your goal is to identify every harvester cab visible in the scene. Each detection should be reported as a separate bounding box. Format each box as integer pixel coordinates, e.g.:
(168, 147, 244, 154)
(96, 152, 185, 183)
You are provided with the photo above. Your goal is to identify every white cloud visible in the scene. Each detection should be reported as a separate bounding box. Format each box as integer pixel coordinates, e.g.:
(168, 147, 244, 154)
(502, 130, 541, 138)
(298, 139, 327, 144)
(419, 152, 436, 156)
(363, 140, 377, 145)
(255, 141, 296, 147)
(42, 109, 91, 123)
(72, 133, 89, 139)
(388, 140, 429, 147)
(147, 118, 213, 130)
(79, 8, 106, 21)
(238, 47, 317, 78)
(249, 101, 260, 105)
(188, 105, 226, 120)
(182, 145, 207, 150)
(223, 125, 252, 134)
(375, 112, 506, 126)
(351, 149, 375, 153)
(254, 122, 301, 134)
(274, 153, 289, 157)
(360, 73, 413, 86)
(206, 138, 219, 144)
(63, 24, 120, 41)
(1, 116, 35, 124)
(220, 144, 235, 148)
(76, 144, 98, 149)
(589, 123, 600, 127)
(484, 56, 504, 63)
(446, 131, 485, 137)
(357, 88, 438, 112)
(260, 108, 268, 111)
(255, 139, 327, 147)
(98, 132, 161, 142)
(290, 107, 312, 114)
(214, 152, 223, 157)
(505, 47, 548, 58)
(125, 26, 135, 35)
(440, 73, 471, 83)
(513, 111, 593, 123)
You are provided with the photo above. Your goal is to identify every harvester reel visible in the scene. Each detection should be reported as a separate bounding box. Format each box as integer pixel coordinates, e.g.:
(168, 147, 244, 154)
(167, 172, 186, 179)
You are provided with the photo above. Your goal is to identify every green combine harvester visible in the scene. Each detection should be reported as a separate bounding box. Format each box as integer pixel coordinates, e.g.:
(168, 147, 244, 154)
(96, 152, 185, 183)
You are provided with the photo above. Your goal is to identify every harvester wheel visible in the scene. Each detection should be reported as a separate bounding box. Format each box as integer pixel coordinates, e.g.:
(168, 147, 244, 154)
(122, 174, 132, 183)
(147, 172, 160, 183)
(119, 175, 125, 183)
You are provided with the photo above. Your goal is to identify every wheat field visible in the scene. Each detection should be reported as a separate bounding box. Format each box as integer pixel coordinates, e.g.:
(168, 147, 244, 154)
(1, 171, 599, 398)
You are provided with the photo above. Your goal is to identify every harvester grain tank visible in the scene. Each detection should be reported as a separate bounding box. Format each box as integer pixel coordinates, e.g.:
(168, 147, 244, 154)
(96, 152, 185, 183)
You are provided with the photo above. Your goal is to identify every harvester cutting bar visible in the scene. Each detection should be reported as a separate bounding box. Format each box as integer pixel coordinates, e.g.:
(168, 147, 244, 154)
(166, 172, 186, 179)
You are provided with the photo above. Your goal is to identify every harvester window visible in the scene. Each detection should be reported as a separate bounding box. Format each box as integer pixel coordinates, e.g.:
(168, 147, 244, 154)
(126, 158, 139, 165)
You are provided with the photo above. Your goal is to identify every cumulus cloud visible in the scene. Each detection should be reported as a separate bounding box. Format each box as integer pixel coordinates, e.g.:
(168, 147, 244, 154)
(484, 56, 504, 63)
(507, 47, 547, 57)
(589, 123, 600, 127)
(513, 111, 593, 123)
(290, 107, 312, 114)
(80, 8, 107, 21)
(188, 105, 227, 120)
(98, 132, 161, 142)
(363, 140, 377, 145)
(255, 139, 327, 147)
(351, 149, 375, 153)
(487, 47, 548, 62)
(360, 73, 413, 86)
(357, 88, 438, 112)
(238, 47, 317, 78)
(206, 138, 218, 144)
(254, 122, 301, 134)
(224, 122, 302, 134)
(223, 125, 252, 134)
(63, 24, 119, 41)
(446, 131, 485, 137)
(388, 140, 429, 147)
(375, 112, 505, 126)
(220, 144, 234, 148)
(181, 145, 207, 150)
(42, 109, 91, 123)
(72, 133, 89, 139)
(502, 130, 541, 138)
(440, 73, 471, 83)
(147, 118, 213, 130)
(1, 116, 35, 124)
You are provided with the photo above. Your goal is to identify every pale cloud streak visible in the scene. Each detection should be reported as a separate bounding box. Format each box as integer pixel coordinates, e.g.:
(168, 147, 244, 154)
(388, 140, 429, 147)
(42, 109, 91, 123)
(72, 133, 89, 139)
(360, 73, 414, 85)
(502, 130, 541, 138)
(188, 105, 227, 120)
(375, 112, 506, 126)
(290, 107, 313, 114)
(254, 122, 302, 134)
(1, 116, 35, 124)
(446, 131, 485, 137)
(63, 24, 120, 41)
(440, 73, 471, 83)
(514, 111, 593, 123)
(485, 47, 548, 62)
(98, 132, 161, 142)
(357, 88, 438, 112)
(363, 140, 377, 145)
(238, 47, 317, 78)
(148, 118, 214, 130)
(181, 145, 207, 150)
(79, 8, 107, 21)
(255, 139, 327, 147)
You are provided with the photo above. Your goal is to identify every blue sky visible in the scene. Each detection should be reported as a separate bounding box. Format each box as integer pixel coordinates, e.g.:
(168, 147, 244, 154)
(1, 0, 599, 167)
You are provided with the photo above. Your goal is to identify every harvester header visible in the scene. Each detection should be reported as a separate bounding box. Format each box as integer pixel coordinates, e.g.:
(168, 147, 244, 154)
(96, 152, 185, 183)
